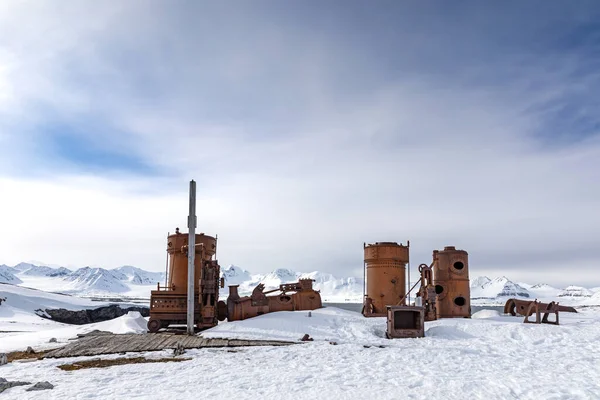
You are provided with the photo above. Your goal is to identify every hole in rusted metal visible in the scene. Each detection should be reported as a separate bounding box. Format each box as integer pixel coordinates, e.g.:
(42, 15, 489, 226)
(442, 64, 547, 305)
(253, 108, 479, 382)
(453, 261, 464, 270)
(454, 296, 466, 306)
(435, 285, 444, 294)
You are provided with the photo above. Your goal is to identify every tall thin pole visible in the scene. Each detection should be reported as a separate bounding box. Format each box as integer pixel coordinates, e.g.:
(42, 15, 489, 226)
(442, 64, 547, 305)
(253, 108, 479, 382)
(164, 231, 170, 289)
(407, 240, 411, 306)
(187, 180, 197, 335)
(362, 242, 366, 302)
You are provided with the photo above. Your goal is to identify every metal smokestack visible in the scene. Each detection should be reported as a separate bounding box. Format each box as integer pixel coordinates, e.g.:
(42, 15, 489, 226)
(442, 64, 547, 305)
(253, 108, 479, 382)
(187, 180, 197, 335)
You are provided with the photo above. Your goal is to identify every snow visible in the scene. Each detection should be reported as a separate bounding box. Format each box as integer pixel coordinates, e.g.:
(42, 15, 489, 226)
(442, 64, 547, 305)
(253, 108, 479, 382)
(0, 306, 600, 399)
(113, 265, 165, 285)
(0, 311, 148, 353)
(471, 276, 531, 299)
(12, 262, 71, 277)
(0, 265, 22, 284)
(221, 265, 253, 286)
(471, 309, 501, 319)
(203, 307, 384, 343)
(0, 283, 145, 333)
(558, 286, 594, 298)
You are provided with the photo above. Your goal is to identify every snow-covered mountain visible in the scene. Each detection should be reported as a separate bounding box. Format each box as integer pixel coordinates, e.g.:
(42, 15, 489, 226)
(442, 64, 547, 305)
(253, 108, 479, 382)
(14, 262, 71, 277)
(0, 265, 22, 284)
(221, 265, 253, 286)
(558, 286, 593, 298)
(2, 261, 600, 305)
(62, 267, 131, 293)
(113, 265, 165, 285)
(471, 276, 531, 299)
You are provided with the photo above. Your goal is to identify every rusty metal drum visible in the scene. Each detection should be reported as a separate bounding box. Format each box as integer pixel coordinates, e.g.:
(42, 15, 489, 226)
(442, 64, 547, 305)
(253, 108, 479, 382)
(166, 231, 216, 293)
(363, 242, 409, 316)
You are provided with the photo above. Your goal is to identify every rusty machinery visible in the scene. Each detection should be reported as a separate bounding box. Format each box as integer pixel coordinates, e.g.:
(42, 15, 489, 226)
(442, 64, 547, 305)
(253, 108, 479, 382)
(504, 298, 577, 325)
(386, 305, 425, 339)
(362, 242, 472, 338)
(432, 246, 471, 319)
(362, 242, 409, 317)
(219, 279, 322, 321)
(148, 229, 222, 333)
(148, 229, 323, 331)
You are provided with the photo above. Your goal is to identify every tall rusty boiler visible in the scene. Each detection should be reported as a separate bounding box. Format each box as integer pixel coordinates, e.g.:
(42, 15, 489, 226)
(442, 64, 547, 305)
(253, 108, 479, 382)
(362, 242, 409, 317)
(165, 229, 216, 292)
(432, 246, 471, 318)
(148, 229, 222, 332)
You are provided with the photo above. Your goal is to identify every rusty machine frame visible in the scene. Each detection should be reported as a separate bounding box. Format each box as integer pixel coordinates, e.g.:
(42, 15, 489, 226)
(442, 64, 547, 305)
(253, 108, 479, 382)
(219, 279, 322, 321)
(503, 298, 577, 325)
(148, 229, 222, 333)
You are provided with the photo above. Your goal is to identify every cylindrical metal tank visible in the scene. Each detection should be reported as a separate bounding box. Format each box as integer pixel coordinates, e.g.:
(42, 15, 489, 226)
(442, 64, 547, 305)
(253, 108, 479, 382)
(166, 230, 216, 293)
(432, 246, 470, 318)
(363, 242, 409, 316)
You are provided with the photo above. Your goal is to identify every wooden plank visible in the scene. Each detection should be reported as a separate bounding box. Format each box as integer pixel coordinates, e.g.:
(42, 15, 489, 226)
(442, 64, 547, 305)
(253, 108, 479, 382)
(44, 333, 295, 358)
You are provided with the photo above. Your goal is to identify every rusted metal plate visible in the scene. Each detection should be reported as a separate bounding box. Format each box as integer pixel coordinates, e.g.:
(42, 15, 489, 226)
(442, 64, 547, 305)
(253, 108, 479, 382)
(386, 306, 425, 339)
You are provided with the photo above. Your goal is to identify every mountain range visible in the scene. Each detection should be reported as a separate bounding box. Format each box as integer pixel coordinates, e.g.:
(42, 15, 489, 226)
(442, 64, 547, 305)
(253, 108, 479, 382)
(1, 262, 600, 305)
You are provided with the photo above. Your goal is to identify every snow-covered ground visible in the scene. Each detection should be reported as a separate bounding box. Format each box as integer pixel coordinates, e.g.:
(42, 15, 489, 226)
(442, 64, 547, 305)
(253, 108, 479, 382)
(0, 306, 599, 399)
(0, 311, 148, 353)
(0, 283, 145, 335)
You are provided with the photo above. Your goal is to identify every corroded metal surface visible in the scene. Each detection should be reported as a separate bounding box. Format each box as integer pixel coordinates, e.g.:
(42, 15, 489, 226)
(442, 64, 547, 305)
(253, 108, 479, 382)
(416, 263, 437, 322)
(386, 305, 425, 338)
(148, 229, 221, 332)
(363, 242, 409, 317)
(223, 279, 322, 321)
(504, 298, 576, 325)
(432, 246, 470, 318)
(44, 332, 295, 358)
(165, 230, 216, 293)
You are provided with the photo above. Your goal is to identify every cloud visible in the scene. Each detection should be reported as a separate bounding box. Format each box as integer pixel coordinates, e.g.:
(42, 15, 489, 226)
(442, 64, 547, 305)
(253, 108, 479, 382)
(0, 1, 599, 286)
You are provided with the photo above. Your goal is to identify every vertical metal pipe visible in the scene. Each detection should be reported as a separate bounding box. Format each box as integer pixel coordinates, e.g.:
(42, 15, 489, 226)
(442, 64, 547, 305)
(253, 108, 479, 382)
(407, 260, 411, 305)
(164, 232, 169, 289)
(187, 180, 197, 335)
(407, 240, 410, 306)
(362, 242, 366, 303)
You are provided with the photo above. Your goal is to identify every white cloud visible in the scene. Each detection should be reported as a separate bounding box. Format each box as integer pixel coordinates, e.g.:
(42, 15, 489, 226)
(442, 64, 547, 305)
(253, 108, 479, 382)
(0, 2, 599, 286)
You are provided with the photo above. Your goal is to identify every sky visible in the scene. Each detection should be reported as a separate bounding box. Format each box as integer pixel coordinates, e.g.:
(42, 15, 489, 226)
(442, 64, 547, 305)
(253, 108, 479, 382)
(1, 1, 599, 287)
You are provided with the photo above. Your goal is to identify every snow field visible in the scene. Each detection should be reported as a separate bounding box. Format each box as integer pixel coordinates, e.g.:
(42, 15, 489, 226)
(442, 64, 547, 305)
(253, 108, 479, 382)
(0, 312, 149, 353)
(1, 307, 598, 399)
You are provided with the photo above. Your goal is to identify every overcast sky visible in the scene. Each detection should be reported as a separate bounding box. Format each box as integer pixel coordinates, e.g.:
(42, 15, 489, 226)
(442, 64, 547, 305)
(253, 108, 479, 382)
(1, 1, 599, 286)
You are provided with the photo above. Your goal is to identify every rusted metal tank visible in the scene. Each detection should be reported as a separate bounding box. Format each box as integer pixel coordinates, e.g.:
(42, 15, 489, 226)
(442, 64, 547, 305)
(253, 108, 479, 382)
(148, 229, 221, 332)
(363, 242, 409, 317)
(386, 305, 425, 338)
(432, 246, 470, 318)
(222, 279, 322, 321)
(166, 229, 216, 293)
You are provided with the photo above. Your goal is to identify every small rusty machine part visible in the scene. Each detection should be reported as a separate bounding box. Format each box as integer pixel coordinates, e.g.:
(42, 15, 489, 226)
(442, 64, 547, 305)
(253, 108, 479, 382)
(386, 305, 425, 338)
(522, 300, 560, 325)
(432, 246, 471, 318)
(220, 279, 322, 321)
(503, 298, 576, 325)
(362, 242, 409, 317)
(148, 229, 221, 332)
(415, 263, 438, 321)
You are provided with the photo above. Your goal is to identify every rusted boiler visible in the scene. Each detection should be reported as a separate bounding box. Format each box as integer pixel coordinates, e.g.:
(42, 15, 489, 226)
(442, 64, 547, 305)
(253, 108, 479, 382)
(432, 246, 471, 318)
(148, 229, 222, 332)
(219, 279, 322, 321)
(363, 242, 409, 317)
